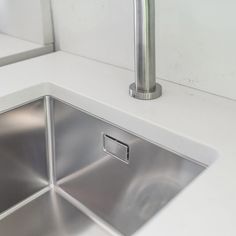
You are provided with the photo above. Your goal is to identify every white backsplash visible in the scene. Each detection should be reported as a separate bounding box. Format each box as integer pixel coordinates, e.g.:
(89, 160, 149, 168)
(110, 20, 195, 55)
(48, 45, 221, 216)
(0, 0, 53, 45)
(51, 0, 236, 100)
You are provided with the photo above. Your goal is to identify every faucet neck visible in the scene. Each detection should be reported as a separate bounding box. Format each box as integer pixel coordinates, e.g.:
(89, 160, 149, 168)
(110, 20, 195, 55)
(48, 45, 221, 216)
(129, 0, 162, 100)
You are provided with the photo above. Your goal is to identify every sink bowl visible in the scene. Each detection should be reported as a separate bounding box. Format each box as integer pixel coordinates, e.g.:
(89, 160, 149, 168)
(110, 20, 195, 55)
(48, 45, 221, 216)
(0, 97, 210, 236)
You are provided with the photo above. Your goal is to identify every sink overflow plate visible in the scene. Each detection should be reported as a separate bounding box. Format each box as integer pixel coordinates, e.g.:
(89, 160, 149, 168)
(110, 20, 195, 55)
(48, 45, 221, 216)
(102, 134, 130, 164)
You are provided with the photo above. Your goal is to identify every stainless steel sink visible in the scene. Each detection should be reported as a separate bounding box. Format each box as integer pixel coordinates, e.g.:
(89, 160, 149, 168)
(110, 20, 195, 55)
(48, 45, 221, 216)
(0, 97, 207, 236)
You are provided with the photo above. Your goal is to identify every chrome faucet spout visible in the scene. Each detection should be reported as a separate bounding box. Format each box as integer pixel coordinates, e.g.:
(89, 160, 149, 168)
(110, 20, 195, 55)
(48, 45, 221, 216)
(129, 0, 162, 100)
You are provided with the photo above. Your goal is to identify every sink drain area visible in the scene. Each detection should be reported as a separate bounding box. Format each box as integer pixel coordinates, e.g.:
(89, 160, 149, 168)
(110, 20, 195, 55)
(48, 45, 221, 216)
(0, 97, 208, 236)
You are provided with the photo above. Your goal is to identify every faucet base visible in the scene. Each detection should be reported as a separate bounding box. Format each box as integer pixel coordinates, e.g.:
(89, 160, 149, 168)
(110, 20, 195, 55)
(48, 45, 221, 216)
(129, 83, 162, 100)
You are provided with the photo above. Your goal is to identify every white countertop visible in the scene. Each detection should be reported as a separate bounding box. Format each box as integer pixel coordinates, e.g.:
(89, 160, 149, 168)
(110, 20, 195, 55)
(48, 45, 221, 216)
(0, 51, 235, 236)
(0, 33, 53, 66)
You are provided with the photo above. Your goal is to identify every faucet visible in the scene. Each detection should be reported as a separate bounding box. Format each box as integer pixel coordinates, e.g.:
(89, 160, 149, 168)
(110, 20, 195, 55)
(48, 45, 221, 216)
(129, 0, 162, 100)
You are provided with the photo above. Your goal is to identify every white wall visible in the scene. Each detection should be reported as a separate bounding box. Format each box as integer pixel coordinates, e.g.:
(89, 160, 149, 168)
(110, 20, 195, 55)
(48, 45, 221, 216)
(52, 0, 236, 100)
(0, 0, 53, 45)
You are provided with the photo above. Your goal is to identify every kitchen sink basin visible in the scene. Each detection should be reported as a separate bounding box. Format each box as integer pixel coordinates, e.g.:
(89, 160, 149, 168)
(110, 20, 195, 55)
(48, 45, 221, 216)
(0, 97, 209, 236)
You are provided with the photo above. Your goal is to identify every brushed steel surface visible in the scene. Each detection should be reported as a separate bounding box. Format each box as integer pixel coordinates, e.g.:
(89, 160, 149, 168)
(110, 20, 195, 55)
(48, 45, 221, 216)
(0, 190, 110, 236)
(130, 0, 162, 100)
(0, 97, 207, 236)
(53, 98, 138, 181)
(0, 99, 48, 214)
(54, 99, 205, 236)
